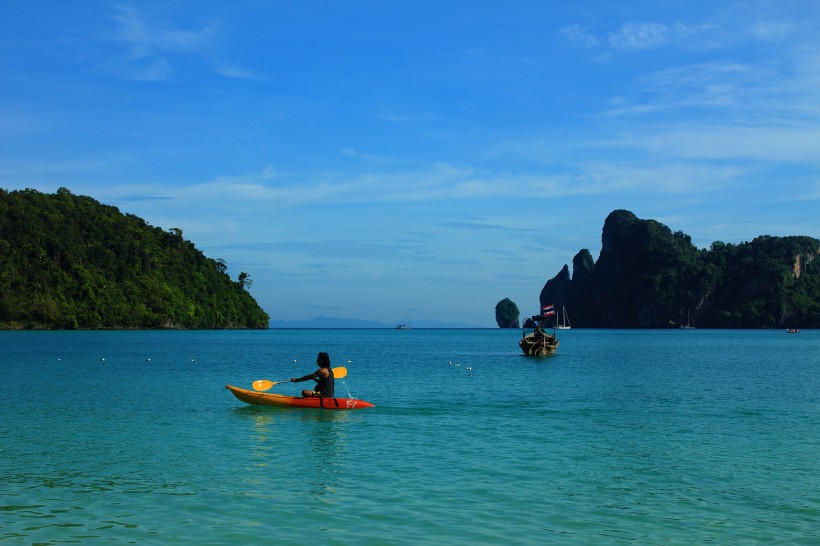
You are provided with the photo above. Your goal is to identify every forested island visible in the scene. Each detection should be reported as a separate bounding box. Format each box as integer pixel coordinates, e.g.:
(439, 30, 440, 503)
(0, 188, 269, 329)
(536, 210, 819, 328)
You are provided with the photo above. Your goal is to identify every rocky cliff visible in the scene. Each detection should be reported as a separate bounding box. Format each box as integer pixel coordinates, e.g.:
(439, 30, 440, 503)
(538, 210, 820, 328)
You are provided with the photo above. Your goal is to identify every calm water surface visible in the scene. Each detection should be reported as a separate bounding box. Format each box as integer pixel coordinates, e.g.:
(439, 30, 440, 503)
(1, 329, 818, 544)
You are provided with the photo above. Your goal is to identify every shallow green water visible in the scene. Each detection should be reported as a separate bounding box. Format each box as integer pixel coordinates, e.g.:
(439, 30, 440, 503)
(1, 329, 818, 544)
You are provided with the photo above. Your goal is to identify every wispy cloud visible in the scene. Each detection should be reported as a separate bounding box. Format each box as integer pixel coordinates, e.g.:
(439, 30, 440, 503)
(629, 123, 820, 163)
(116, 193, 174, 202)
(438, 220, 536, 233)
(107, 4, 256, 80)
(215, 65, 262, 80)
(606, 48, 820, 123)
(602, 61, 750, 116)
(558, 24, 600, 48)
(123, 58, 172, 81)
(750, 18, 793, 41)
(609, 22, 671, 50)
(560, 20, 718, 53)
(112, 4, 212, 59)
(218, 239, 431, 262)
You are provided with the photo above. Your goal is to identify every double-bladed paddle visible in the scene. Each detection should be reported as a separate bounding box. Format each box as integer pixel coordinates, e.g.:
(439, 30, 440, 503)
(252, 366, 348, 391)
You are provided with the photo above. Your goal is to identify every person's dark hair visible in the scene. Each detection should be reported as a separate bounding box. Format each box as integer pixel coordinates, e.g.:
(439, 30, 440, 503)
(317, 352, 331, 368)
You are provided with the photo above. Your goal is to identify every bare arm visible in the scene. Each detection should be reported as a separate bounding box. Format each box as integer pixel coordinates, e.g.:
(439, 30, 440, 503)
(290, 368, 328, 383)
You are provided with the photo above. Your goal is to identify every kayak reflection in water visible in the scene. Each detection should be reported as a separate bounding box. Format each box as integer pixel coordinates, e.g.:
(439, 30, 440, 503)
(290, 352, 335, 398)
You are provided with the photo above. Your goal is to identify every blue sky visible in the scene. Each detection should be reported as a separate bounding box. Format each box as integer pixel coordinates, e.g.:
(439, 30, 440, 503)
(2, 1, 819, 327)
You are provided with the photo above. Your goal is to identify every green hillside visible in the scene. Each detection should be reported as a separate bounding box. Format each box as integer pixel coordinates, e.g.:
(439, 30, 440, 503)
(0, 188, 269, 329)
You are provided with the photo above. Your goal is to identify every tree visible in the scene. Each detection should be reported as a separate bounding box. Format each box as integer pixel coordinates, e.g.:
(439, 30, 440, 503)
(237, 272, 252, 290)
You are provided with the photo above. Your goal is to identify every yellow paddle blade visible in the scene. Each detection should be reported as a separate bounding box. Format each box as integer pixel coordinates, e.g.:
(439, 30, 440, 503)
(333, 366, 347, 379)
(252, 379, 280, 391)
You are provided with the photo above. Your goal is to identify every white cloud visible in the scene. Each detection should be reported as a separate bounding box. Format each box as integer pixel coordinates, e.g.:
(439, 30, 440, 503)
(215, 65, 260, 80)
(750, 18, 793, 41)
(107, 4, 258, 81)
(112, 5, 212, 58)
(609, 22, 670, 50)
(559, 24, 600, 48)
(634, 124, 820, 163)
(608, 21, 718, 51)
(126, 58, 172, 81)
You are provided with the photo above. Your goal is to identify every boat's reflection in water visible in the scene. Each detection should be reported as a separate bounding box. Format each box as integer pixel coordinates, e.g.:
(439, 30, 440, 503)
(237, 406, 352, 503)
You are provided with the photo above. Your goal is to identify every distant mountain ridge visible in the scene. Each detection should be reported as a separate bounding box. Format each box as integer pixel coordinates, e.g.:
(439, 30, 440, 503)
(538, 210, 820, 328)
(270, 316, 480, 328)
(0, 188, 269, 329)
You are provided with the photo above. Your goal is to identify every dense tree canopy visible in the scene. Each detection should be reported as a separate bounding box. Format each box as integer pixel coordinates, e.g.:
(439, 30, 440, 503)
(539, 210, 820, 328)
(495, 298, 520, 328)
(0, 188, 269, 329)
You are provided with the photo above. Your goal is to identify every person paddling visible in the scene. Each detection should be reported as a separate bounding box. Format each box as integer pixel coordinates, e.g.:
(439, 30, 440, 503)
(290, 352, 335, 398)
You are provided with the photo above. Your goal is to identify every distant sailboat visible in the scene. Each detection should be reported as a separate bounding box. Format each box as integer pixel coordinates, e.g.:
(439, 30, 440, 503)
(395, 310, 411, 329)
(681, 310, 695, 329)
(556, 306, 571, 330)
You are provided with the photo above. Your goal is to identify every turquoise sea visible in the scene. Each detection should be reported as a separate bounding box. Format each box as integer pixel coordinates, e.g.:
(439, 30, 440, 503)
(1, 329, 818, 544)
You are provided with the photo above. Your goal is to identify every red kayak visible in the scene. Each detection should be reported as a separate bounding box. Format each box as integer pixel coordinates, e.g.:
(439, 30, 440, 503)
(226, 385, 374, 410)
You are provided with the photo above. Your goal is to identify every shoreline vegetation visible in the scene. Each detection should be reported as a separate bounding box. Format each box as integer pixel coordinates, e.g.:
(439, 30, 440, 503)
(2, 190, 818, 330)
(0, 188, 268, 330)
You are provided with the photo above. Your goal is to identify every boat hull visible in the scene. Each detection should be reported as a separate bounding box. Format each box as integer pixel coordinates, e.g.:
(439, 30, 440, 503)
(226, 385, 374, 409)
(519, 333, 560, 356)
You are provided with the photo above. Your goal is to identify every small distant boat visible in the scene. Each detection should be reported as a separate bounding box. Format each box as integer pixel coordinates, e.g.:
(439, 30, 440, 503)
(395, 310, 411, 329)
(556, 306, 571, 330)
(786, 329, 800, 334)
(681, 309, 695, 329)
(519, 305, 560, 356)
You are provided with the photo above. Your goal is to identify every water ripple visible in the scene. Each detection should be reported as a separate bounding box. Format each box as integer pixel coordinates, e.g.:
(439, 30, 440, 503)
(2, 329, 819, 544)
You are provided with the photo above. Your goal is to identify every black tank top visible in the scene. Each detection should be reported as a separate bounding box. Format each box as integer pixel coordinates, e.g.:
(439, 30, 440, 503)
(315, 368, 334, 397)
